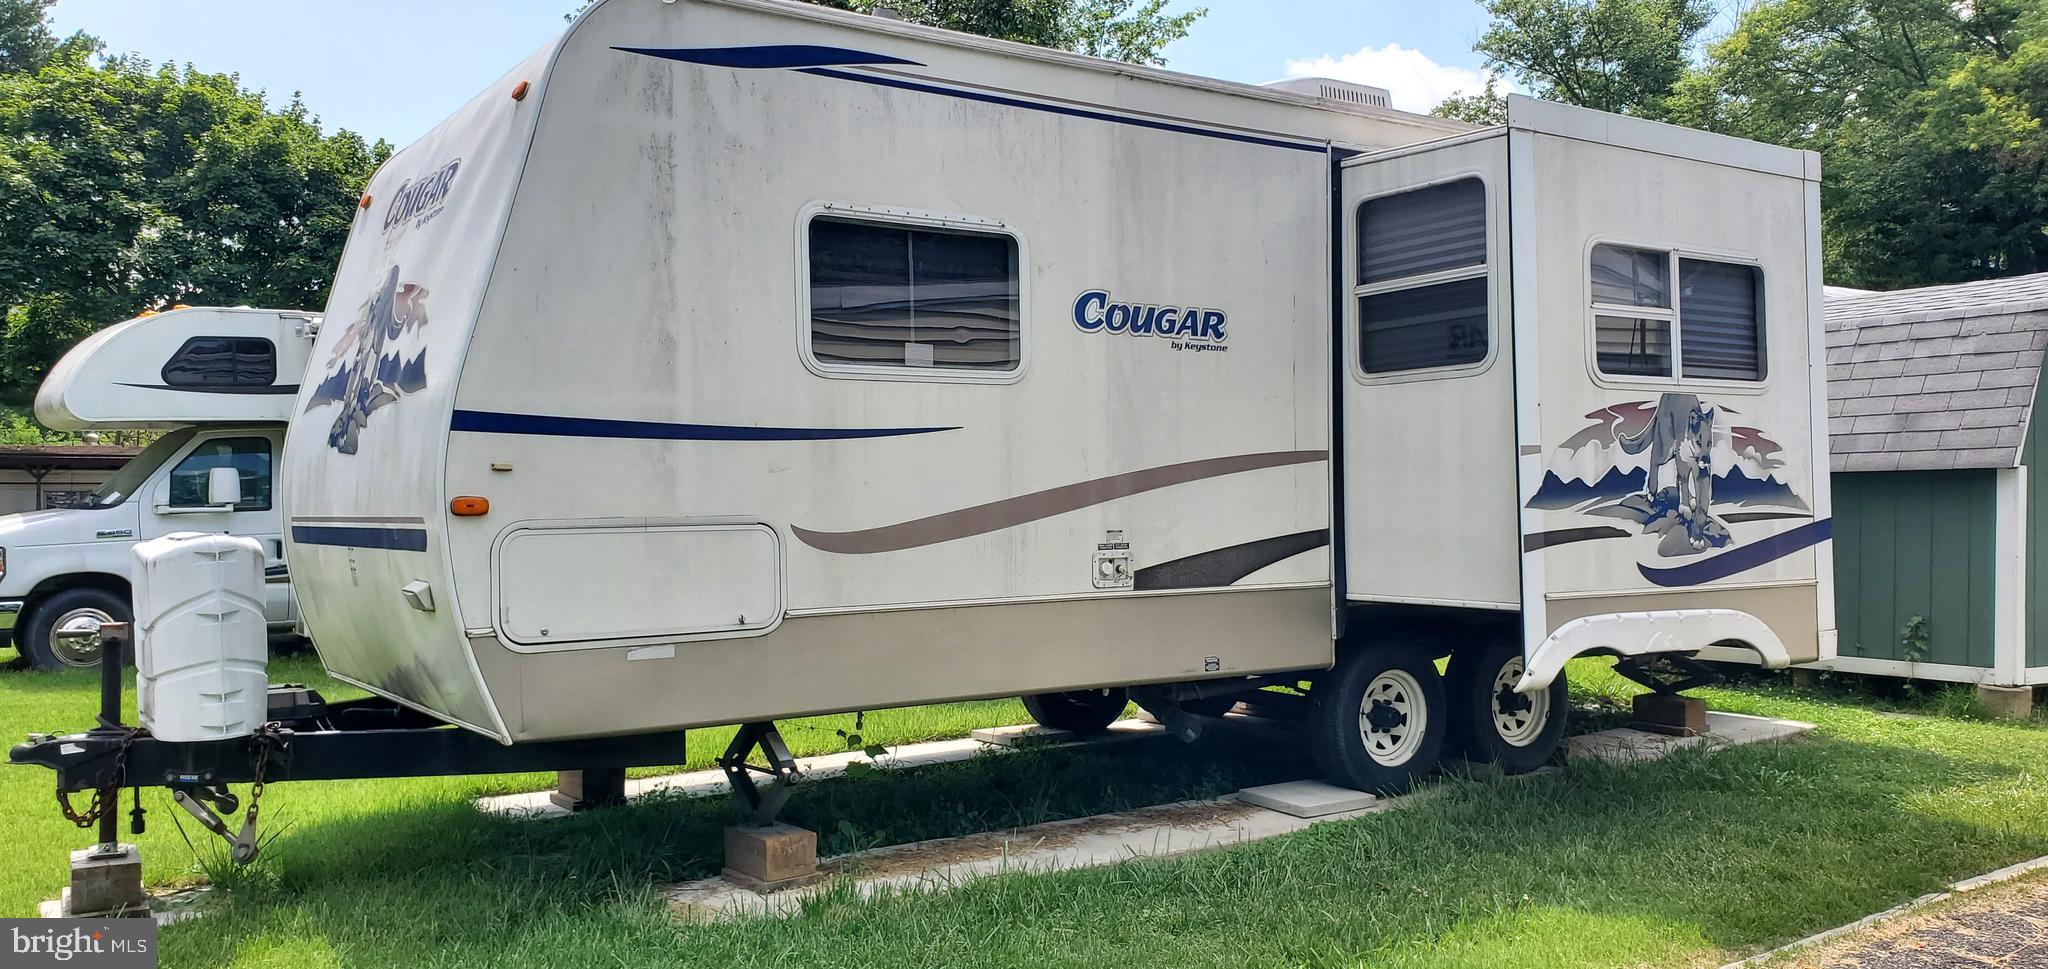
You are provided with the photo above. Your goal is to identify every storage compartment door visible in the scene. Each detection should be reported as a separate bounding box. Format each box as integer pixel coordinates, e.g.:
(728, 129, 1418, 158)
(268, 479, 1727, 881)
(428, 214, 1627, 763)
(493, 521, 783, 648)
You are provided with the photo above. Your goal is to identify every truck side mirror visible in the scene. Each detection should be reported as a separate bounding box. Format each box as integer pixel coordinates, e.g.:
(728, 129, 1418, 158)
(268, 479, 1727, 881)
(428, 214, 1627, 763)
(207, 466, 242, 508)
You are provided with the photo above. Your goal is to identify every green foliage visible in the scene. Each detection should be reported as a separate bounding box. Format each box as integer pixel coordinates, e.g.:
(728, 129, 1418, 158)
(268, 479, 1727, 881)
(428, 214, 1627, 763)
(1672, 0, 2048, 288)
(1900, 614, 1931, 665)
(1434, 75, 1510, 125)
(0, 407, 71, 445)
(0, 0, 61, 74)
(0, 8, 388, 406)
(1470, 0, 1716, 117)
(570, 0, 1205, 65)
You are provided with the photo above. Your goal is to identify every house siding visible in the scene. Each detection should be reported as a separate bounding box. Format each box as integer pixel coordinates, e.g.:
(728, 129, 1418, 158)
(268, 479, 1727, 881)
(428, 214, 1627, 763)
(1833, 470, 1999, 666)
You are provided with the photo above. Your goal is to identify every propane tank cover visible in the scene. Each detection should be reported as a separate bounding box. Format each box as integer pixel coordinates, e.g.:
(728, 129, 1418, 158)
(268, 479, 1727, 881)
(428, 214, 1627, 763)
(133, 532, 268, 742)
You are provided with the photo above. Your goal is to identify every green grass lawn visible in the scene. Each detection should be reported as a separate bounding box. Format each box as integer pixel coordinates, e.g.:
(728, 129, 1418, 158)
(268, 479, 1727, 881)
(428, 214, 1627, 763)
(3, 656, 2046, 968)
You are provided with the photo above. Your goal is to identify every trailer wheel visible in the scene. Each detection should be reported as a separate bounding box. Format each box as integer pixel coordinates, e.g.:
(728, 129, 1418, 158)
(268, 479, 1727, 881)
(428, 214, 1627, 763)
(1021, 688, 1128, 733)
(21, 588, 131, 671)
(1446, 640, 1568, 774)
(1308, 645, 1446, 795)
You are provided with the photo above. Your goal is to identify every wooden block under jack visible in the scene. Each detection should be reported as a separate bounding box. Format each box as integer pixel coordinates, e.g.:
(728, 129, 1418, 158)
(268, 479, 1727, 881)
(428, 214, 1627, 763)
(549, 768, 627, 811)
(723, 822, 824, 894)
(1632, 693, 1707, 737)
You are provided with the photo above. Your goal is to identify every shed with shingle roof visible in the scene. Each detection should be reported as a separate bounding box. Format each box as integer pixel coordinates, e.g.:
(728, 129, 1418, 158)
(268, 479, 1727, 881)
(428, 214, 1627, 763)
(1816, 272, 2048, 696)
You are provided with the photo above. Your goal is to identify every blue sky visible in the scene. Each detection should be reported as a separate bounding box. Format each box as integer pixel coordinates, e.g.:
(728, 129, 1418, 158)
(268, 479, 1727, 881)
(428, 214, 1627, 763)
(47, 0, 1498, 146)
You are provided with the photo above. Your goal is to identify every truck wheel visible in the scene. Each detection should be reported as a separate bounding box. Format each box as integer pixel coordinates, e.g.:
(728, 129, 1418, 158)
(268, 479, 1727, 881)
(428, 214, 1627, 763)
(1021, 688, 1128, 733)
(21, 588, 131, 671)
(1309, 644, 1446, 795)
(1446, 640, 1568, 774)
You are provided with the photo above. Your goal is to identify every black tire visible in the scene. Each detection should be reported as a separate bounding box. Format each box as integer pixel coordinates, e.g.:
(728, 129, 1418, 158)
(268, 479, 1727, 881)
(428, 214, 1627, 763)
(20, 587, 131, 671)
(1445, 639, 1568, 774)
(1308, 644, 1447, 795)
(1021, 688, 1129, 733)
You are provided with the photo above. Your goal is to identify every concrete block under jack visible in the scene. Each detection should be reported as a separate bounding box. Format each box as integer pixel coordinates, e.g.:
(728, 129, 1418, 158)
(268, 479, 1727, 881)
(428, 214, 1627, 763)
(549, 768, 627, 812)
(1237, 781, 1378, 818)
(1977, 684, 2034, 720)
(723, 823, 823, 894)
(67, 844, 147, 917)
(1632, 693, 1707, 737)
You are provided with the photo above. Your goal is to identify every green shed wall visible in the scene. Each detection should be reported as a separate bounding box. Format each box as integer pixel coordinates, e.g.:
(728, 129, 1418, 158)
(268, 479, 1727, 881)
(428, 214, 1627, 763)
(2028, 377, 2048, 669)
(1833, 470, 1999, 667)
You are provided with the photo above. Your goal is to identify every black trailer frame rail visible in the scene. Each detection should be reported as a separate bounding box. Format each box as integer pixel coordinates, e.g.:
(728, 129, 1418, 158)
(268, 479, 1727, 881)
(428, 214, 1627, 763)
(9, 621, 688, 799)
(11, 704, 688, 795)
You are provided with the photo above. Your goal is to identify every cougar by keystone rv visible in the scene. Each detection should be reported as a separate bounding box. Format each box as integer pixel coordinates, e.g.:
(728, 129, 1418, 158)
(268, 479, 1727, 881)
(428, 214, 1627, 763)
(0, 307, 313, 669)
(15, 0, 1833, 816)
(264, 0, 1832, 794)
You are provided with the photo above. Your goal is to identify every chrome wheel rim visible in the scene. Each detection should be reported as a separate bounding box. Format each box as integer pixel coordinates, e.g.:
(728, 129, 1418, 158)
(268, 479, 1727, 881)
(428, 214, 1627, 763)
(48, 607, 115, 667)
(1358, 669, 1427, 766)
(1491, 657, 1549, 747)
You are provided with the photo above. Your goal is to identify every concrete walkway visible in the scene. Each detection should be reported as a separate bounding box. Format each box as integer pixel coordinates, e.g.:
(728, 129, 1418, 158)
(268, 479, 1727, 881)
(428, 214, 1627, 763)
(1772, 874, 2048, 967)
(664, 710, 1815, 920)
(1723, 857, 2048, 968)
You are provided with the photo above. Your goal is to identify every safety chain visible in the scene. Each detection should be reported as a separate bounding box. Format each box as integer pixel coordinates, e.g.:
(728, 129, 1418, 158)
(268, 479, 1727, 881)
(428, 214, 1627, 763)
(57, 727, 145, 829)
(244, 722, 286, 833)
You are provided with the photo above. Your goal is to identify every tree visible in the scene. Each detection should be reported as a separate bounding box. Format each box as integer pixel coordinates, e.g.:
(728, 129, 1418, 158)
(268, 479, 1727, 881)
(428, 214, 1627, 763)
(1468, 0, 1715, 117)
(1433, 75, 1509, 125)
(570, 0, 1205, 66)
(0, 41, 388, 401)
(1673, 0, 2047, 287)
(0, 0, 58, 74)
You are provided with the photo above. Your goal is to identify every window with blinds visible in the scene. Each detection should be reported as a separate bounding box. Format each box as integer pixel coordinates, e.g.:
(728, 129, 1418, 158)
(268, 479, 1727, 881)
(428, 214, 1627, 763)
(1355, 178, 1489, 375)
(1590, 245, 1763, 382)
(807, 215, 1021, 376)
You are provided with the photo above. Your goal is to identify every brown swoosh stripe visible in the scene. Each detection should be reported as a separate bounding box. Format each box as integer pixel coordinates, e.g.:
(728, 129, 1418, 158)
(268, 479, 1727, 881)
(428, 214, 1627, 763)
(793, 450, 1328, 554)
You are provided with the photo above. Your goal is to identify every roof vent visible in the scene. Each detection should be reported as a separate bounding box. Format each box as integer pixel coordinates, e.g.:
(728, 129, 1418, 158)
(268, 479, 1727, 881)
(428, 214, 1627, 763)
(1262, 77, 1392, 110)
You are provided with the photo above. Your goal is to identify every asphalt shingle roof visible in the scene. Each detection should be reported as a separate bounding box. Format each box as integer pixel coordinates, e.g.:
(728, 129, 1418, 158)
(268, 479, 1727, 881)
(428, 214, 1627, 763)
(1826, 273, 2048, 472)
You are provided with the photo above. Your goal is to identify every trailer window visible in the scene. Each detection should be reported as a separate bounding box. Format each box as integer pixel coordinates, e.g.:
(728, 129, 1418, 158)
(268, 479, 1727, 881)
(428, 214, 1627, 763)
(161, 337, 277, 388)
(807, 215, 1021, 375)
(166, 436, 271, 511)
(1355, 179, 1489, 375)
(1591, 245, 1763, 382)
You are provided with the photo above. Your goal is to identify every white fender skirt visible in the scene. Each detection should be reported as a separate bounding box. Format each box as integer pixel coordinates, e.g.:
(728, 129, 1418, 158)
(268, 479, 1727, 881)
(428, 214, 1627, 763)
(1516, 608, 1790, 693)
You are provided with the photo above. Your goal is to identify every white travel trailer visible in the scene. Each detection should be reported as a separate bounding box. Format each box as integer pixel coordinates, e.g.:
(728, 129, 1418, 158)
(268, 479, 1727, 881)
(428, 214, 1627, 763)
(2, 307, 314, 668)
(277, 0, 1834, 793)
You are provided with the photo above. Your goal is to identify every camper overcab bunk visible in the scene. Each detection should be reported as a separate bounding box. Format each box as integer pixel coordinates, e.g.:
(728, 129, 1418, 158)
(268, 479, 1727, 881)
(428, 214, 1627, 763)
(1, 306, 314, 668)
(14, 0, 1833, 847)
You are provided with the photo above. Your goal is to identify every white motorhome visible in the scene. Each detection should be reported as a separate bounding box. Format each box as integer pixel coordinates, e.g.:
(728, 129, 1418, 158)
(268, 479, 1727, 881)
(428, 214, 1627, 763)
(3, 307, 314, 668)
(279, 0, 1834, 793)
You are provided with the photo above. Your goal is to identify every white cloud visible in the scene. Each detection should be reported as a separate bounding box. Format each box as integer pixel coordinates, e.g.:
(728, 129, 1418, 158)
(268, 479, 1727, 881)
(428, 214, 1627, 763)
(1282, 44, 1500, 114)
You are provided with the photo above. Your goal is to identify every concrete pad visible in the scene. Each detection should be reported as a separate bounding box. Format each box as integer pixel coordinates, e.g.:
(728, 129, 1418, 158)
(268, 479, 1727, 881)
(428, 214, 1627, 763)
(477, 719, 1163, 818)
(1568, 710, 1813, 764)
(38, 885, 213, 925)
(1237, 780, 1377, 818)
(665, 793, 1389, 920)
(660, 706, 1817, 917)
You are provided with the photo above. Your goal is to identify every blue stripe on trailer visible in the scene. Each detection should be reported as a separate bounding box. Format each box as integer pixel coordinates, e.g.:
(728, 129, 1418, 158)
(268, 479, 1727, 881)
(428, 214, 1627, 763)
(612, 45, 923, 70)
(1636, 519, 1833, 588)
(797, 67, 1330, 154)
(450, 409, 958, 442)
(292, 525, 429, 552)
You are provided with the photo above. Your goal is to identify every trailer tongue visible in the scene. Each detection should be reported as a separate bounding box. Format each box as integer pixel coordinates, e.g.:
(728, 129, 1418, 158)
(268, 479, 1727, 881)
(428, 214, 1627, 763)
(11, 638, 686, 868)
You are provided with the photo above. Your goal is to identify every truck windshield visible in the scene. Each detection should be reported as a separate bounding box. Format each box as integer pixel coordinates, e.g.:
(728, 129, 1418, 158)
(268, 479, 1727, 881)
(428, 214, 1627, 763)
(83, 428, 196, 509)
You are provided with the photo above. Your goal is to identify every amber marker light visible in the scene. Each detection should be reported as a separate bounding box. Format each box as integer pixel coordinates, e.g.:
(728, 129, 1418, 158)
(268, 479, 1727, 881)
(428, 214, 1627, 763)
(511, 80, 530, 101)
(359, 193, 373, 209)
(451, 496, 490, 517)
